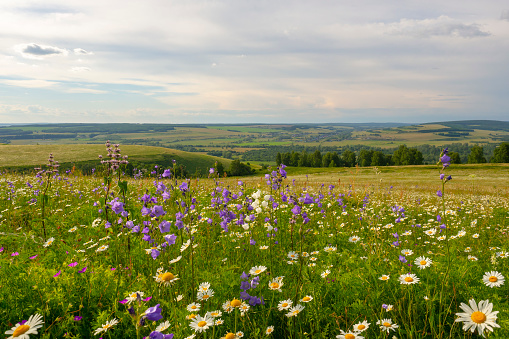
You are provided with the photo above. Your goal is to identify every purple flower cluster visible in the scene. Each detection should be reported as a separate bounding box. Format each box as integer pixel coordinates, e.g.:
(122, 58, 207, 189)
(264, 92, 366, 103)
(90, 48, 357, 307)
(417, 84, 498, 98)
(239, 272, 264, 306)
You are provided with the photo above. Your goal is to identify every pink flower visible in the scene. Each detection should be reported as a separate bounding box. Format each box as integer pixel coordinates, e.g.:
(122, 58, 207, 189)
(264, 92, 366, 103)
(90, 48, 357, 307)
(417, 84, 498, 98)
(11, 252, 19, 256)
(68, 262, 78, 267)
(30, 255, 38, 259)
(53, 270, 61, 277)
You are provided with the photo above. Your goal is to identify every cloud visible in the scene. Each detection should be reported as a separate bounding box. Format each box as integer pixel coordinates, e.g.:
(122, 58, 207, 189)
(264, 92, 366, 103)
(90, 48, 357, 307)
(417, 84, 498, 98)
(70, 66, 91, 72)
(2, 79, 56, 88)
(386, 16, 491, 38)
(502, 10, 509, 21)
(66, 88, 107, 94)
(14, 43, 68, 59)
(73, 48, 94, 55)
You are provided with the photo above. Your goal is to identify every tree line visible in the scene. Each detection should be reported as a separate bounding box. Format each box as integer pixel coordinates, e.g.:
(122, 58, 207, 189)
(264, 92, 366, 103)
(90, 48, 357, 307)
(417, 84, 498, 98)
(275, 142, 509, 167)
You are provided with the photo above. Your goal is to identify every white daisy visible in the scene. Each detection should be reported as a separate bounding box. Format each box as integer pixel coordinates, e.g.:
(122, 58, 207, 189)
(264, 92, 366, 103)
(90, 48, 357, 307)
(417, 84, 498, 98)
(336, 330, 364, 339)
(286, 304, 305, 317)
(376, 318, 399, 333)
(189, 314, 213, 333)
(482, 271, 505, 288)
(414, 256, 432, 269)
(398, 273, 420, 285)
(352, 320, 370, 332)
(93, 318, 119, 335)
(249, 265, 267, 275)
(43, 237, 55, 247)
(5, 313, 44, 339)
(379, 274, 390, 281)
(277, 299, 293, 311)
(126, 291, 144, 304)
(401, 249, 413, 256)
(321, 270, 331, 278)
(455, 299, 500, 337)
(187, 302, 201, 312)
(155, 320, 171, 333)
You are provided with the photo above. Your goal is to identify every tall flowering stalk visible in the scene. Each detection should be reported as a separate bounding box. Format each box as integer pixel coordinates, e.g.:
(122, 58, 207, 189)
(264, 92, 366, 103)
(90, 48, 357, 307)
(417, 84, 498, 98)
(34, 153, 59, 239)
(437, 148, 452, 260)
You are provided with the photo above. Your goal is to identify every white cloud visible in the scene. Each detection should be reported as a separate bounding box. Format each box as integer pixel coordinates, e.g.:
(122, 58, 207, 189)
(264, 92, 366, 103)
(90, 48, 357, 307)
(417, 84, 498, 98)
(2, 79, 56, 88)
(70, 66, 91, 72)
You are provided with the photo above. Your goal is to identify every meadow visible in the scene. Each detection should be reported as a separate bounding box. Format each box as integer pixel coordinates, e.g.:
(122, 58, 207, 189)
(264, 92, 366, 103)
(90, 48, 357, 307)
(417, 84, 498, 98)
(1, 145, 508, 338)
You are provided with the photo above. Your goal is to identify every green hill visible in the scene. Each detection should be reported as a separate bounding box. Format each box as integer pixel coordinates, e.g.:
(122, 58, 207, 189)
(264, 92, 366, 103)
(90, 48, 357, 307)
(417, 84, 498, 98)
(0, 144, 231, 174)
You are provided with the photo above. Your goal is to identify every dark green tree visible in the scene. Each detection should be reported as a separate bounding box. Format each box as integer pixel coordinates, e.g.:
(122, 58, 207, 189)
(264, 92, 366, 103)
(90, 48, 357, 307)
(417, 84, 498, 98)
(491, 142, 509, 163)
(449, 151, 462, 164)
(342, 150, 356, 167)
(468, 145, 487, 164)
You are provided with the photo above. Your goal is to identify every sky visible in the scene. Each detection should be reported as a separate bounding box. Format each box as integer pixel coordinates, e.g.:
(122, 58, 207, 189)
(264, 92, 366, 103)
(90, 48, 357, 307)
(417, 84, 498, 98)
(1, 0, 508, 124)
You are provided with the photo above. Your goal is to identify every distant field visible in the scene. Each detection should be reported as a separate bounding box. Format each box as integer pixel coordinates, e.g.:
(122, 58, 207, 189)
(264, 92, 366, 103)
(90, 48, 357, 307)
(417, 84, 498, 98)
(1, 121, 508, 164)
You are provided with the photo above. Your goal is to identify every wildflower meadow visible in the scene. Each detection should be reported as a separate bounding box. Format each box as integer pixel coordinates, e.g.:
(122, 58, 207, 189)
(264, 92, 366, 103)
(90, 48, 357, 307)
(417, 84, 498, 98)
(1, 144, 508, 338)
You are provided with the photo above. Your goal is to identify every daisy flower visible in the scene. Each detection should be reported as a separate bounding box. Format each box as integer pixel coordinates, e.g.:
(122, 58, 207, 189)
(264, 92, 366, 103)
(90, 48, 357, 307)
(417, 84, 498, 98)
(198, 282, 211, 292)
(259, 245, 269, 250)
(349, 236, 361, 243)
(266, 326, 274, 335)
(300, 295, 313, 303)
(249, 266, 267, 275)
(43, 237, 55, 247)
(268, 277, 284, 292)
(278, 299, 293, 311)
(399, 273, 420, 285)
(455, 299, 500, 337)
(323, 246, 337, 253)
(68, 226, 77, 232)
(96, 244, 109, 252)
(180, 239, 191, 252)
(189, 314, 214, 333)
(376, 318, 399, 333)
(414, 256, 432, 269)
(197, 289, 214, 301)
(169, 255, 182, 264)
(321, 270, 331, 278)
(215, 319, 224, 325)
(352, 320, 370, 332)
(154, 271, 179, 286)
(93, 318, 119, 335)
(187, 302, 201, 312)
(206, 310, 222, 318)
(221, 333, 238, 339)
(482, 271, 505, 288)
(155, 320, 171, 333)
(287, 251, 299, 260)
(401, 249, 413, 256)
(379, 275, 390, 281)
(5, 313, 44, 339)
(126, 291, 144, 304)
(336, 330, 364, 339)
(286, 304, 305, 317)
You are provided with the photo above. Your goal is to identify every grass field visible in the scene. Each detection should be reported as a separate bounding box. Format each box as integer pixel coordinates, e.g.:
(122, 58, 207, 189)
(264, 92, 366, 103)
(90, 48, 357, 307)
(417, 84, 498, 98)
(1, 156, 508, 338)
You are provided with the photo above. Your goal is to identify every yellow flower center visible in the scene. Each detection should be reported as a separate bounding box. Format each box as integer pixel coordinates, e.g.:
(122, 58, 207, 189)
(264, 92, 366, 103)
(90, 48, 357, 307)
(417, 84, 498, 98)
(282, 303, 288, 307)
(225, 333, 236, 339)
(161, 272, 175, 282)
(302, 296, 311, 301)
(420, 260, 427, 265)
(130, 293, 137, 298)
(255, 270, 262, 274)
(188, 313, 197, 319)
(381, 276, 388, 280)
(471, 311, 487, 324)
(197, 321, 207, 327)
(211, 312, 218, 316)
(12, 325, 30, 337)
(405, 252, 410, 255)
(270, 282, 280, 289)
(345, 334, 355, 339)
(404, 277, 414, 282)
(231, 299, 241, 307)
(202, 294, 210, 299)
(489, 276, 498, 282)
(357, 324, 365, 330)
(191, 305, 197, 309)
(383, 322, 391, 327)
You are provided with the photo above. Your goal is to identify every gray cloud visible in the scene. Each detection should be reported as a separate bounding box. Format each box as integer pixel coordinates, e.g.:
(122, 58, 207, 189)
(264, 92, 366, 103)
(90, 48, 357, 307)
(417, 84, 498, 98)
(73, 48, 94, 55)
(23, 43, 66, 56)
(387, 16, 490, 38)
